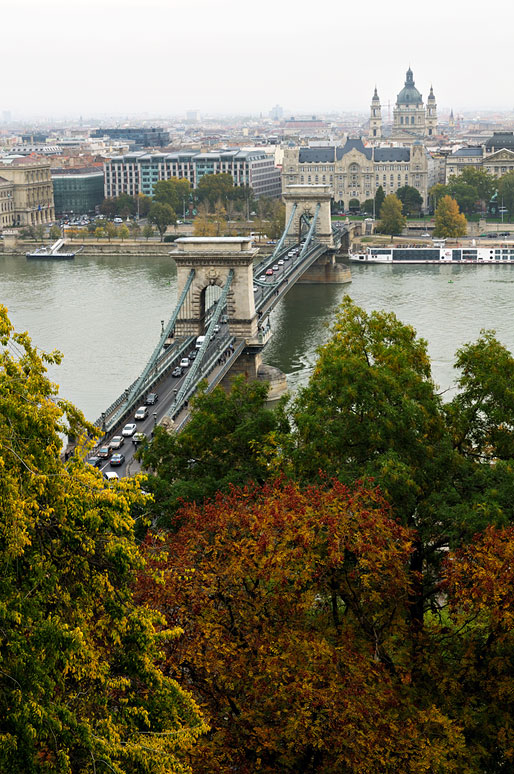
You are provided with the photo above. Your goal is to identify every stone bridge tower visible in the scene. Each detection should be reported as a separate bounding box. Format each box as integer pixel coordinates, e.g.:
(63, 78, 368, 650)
(172, 237, 259, 343)
(283, 184, 334, 248)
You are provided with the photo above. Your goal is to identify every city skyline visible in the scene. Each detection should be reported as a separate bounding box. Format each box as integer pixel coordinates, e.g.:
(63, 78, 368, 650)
(2, 0, 513, 120)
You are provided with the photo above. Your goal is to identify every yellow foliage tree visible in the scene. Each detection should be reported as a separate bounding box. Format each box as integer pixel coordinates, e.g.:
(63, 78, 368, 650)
(0, 306, 206, 773)
(433, 194, 467, 238)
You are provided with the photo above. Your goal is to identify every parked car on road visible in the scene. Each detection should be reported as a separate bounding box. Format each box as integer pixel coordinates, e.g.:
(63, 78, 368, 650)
(121, 423, 137, 437)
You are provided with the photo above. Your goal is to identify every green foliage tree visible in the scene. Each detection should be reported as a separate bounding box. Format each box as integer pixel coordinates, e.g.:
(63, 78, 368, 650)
(428, 182, 448, 213)
(196, 173, 234, 211)
(498, 171, 514, 216)
(374, 185, 385, 218)
(361, 198, 374, 215)
(148, 202, 176, 240)
(433, 195, 467, 237)
(268, 200, 285, 239)
(142, 223, 154, 240)
(348, 197, 360, 212)
(136, 194, 152, 218)
(34, 224, 45, 241)
(0, 306, 206, 773)
(139, 375, 288, 528)
(129, 220, 141, 238)
(99, 196, 117, 218)
(49, 224, 61, 240)
(94, 226, 105, 240)
(153, 178, 191, 215)
(457, 166, 496, 209)
(395, 185, 423, 215)
(445, 179, 478, 214)
(377, 193, 406, 235)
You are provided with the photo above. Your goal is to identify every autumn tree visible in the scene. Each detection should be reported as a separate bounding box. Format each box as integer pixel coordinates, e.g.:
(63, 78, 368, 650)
(196, 173, 234, 211)
(49, 224, 61, 240)
(433, 194, 467, 237)
(0, 306, 206, 773)
(139, 480, 467, 774)
(377, 193, 406, 235)
(143, 223, 154, 240)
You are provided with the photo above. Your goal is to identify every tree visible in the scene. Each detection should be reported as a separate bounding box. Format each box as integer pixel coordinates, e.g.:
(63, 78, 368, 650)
(0, 306, 206, 773)
(142, 223, 154, 240)
(105, 221, 118, 241)
(34, 224, 45, 241)
(136, 194, 152, 218)
(377, 193, 406, 235)
(445, 179, 478, 214)
(498, 171, 514, 216)
(361, 198, 374, 215)
(457, 166, 496, 210)
(49, 224, 61, 240)
(196, 173, 234, 211)
(374, 185, 385, 218)
(99, 196, 117, 219)
(433, 195, 467, 237)
(118, 224, 130, 241)
(138, 375, 288, 528)
(395, 185, 423, 215)
(268, 199, 285, 239)
(129, 220, 141, 238)
(290, 299, 514, 629)
(138, 479, 467, 773)
(348, 197, 360, 212)
(148, 202, 176, 240)
(153, 178, 190, 216)
(94, 226, 105, 240)
(428, 182, 448, 213)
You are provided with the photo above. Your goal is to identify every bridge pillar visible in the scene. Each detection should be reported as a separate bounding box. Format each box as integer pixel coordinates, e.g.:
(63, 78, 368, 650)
(283, 184, 334, 248)
(172, 237, 259, 341)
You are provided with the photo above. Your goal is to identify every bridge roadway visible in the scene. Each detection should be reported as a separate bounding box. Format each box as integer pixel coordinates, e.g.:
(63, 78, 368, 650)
(90, 225, 348, 478)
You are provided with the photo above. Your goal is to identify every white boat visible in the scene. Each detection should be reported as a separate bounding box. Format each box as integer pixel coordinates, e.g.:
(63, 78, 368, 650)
(349, 242, 514, 264)
(26, 237, 75, 260)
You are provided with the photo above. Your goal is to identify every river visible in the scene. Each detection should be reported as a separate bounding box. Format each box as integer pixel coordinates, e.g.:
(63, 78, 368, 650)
(2, 252, 514, 421)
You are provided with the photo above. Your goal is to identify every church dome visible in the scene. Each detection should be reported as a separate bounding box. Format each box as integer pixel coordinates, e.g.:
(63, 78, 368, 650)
(396, 67, 422, 105)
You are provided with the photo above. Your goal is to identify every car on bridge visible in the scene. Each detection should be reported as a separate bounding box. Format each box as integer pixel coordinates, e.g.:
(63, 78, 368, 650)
(145, 392, 158, 405)
(272, 265, 279, 272)
(122, 423, 137, 436)
(135, 406, 149, 420)
(259, 274, 266, 281)
(110, 435, 124, 450)
(266, 268, 273, 275)
(180, 357, 190, 368)
(172, 366, 183, 377)
(278, 259, 284, 265)
(110, 453, 125, 466)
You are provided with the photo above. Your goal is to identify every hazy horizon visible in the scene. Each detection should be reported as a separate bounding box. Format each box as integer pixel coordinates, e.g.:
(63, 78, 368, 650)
(3, 0, 513, 121)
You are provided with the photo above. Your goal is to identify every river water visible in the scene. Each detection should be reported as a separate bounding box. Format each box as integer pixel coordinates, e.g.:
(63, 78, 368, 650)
(2, 252, 514, 421)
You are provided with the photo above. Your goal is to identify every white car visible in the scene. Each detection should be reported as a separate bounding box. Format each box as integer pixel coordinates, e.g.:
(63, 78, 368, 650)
(110, 435, 124, 449)
(134, 406, 148, 420)
(421, 232, 430, 237)
(104, 471, 119, 481)
(278, 259, 284, 265)
(121, 423, 137, 437)
(179, 357, 190, 368)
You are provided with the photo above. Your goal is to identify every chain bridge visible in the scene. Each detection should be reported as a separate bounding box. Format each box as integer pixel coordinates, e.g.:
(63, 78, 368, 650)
(92, 186, 359, 473)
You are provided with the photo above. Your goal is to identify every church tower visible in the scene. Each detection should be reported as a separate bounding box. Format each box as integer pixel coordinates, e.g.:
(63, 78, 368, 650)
(369, 87, 382, 143)
(426, 85, 437, 137)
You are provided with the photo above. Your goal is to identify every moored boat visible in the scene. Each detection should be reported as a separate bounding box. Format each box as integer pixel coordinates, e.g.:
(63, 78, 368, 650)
(349, 241, 514, 264)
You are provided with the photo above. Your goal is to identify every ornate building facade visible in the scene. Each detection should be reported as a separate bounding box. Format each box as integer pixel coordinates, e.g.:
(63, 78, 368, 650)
(282, 138, 433, 210)
(369, 68, 438, 144)
(0, 159, 55, 227)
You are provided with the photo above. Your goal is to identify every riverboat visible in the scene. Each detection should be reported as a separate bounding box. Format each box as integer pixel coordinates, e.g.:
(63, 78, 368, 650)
(349, 243, 514, 264)
(26, 246, 75, 260)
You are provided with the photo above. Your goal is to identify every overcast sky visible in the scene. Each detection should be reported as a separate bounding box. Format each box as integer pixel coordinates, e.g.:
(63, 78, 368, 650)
(3, 0, 513, 120)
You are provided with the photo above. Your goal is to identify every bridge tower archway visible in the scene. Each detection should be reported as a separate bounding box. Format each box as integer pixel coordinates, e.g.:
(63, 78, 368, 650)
(283, 184, 334, 248)
(172, 237, 259, 342)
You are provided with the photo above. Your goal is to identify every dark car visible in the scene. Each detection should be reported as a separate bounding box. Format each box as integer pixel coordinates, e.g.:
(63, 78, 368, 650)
(110, 453, 125, 466)
(188, 350, 197, 360)
(97, 446, 111, 459)
(87, 455, 103, 468)
(145, 392, 158, 405)
(172, 366, 183, 377)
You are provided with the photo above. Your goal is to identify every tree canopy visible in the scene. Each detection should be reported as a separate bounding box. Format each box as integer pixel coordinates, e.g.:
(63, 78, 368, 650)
(377, 193, 406, 235)
(498, 171, 514, 216)
(0, 306, 205, 773)
(153, 178, 191, 215)
(148, 202, 177, 240)
(433, 195, 467, 237)
(395, 185, 423, 215)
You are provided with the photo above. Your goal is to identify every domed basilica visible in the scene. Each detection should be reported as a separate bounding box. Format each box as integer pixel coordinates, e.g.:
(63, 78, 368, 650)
(369, 68, 437, 144)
